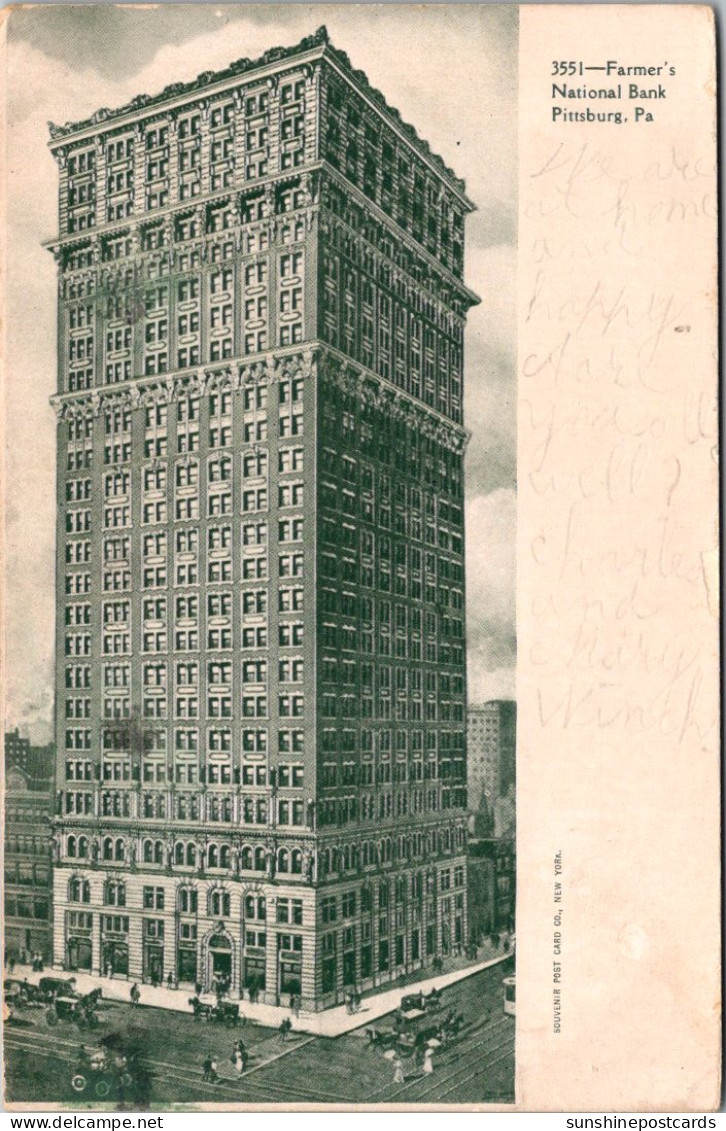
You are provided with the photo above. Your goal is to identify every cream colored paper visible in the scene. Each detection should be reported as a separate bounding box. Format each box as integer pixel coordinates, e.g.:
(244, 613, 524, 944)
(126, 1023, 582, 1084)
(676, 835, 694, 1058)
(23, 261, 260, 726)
(1, 3, 720, 1111)
(517, 4, 720, 1111)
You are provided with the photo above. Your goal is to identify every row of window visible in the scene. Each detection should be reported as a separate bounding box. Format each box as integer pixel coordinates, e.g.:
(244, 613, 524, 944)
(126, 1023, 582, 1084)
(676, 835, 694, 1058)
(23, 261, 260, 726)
(65, 836, 308, 873)
(66, 95, 308, 230)
(65, 759, 303, 787)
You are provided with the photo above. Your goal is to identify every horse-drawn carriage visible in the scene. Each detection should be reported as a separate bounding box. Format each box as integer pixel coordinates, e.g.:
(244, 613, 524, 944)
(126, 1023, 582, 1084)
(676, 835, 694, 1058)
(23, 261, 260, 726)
(188, 996, 244, 1027)
(4, 978, 37, 1008)
(365, 989, 463, 1055)
(38, 976, 81, 1002)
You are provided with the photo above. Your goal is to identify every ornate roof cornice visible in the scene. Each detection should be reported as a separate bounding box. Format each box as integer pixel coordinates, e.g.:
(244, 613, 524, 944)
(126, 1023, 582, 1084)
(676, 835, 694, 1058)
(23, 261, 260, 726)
(47, 26, 470, 205)
(48, 26, 330, 143)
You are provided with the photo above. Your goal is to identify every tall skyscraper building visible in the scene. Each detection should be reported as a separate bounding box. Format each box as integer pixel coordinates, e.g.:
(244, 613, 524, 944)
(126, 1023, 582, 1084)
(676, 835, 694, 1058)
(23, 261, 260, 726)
(48, 27, 477, 1008)
(467, 701, 516, 819)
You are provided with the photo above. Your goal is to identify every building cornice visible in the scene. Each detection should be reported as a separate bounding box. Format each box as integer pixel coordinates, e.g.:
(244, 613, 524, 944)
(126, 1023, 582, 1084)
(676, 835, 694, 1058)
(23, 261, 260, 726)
(48, 29, 329, 148)
(42, 166, 323, 255)
(51, 341, 470, 455)
(46, 26, 471, 208)
(50, 346, 314, 418)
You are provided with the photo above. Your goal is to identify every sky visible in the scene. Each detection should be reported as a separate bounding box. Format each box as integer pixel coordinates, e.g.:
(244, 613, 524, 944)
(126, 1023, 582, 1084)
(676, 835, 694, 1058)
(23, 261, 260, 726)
(4, 4, 517, 743)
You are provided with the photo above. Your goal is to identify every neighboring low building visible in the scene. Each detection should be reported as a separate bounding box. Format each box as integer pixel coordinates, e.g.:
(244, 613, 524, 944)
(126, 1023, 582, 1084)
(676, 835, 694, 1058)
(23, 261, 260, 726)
(4, 762, 54, 961)
(5, 727, 55, 780)
(466, 836, 515, 945)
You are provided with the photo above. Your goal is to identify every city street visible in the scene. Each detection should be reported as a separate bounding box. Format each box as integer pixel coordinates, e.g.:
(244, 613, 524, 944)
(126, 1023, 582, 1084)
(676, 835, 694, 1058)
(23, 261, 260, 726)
(4, 959, 514, 1106)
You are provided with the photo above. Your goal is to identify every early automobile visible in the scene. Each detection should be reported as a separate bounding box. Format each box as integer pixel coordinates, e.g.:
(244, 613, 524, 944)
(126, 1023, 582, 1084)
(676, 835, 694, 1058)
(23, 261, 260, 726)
(70, 1047, 131, 1100)
(46, 994, 100, 1028)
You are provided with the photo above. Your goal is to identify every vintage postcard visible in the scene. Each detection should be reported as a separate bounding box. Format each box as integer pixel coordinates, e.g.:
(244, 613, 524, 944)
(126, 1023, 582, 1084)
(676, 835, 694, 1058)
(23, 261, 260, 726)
(1, 3, 719, 1112)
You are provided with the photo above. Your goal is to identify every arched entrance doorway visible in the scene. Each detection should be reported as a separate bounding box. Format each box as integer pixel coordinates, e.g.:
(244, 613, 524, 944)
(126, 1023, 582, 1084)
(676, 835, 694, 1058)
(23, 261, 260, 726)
(205, 931, 234, 991)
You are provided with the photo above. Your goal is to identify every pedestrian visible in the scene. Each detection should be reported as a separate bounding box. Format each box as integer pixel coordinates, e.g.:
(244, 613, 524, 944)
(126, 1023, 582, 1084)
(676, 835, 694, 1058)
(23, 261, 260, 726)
(8, 956, 15, 975)
(166, 971, 174, 990)
(202, 1053, 213, 1082)
(344, 990, 352, 1015)
(393, 1056, 405, 1085)
(279, 1016, 292, 1042)
(422, 1047, 434, 1075)
(290, 993, 300, 1017)
(209, 1054, 218, 1083)
(353, 990, 361, 1013)
(130, 982, 140, 1007)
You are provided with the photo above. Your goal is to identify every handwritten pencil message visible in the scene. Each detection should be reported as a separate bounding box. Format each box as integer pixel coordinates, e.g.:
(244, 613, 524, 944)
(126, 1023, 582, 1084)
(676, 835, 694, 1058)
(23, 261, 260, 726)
(517, 6, 719, 1110)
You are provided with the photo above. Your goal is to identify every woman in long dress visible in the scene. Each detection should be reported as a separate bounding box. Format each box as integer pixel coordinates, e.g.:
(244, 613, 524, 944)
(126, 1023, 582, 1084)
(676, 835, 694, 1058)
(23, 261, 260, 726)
(393, 1056, 405, 1085)
(422, 1047, 434, 1075)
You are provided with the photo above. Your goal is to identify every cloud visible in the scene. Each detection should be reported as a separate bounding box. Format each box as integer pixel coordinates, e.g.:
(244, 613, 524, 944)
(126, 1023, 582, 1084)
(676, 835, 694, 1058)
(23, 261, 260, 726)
(465, 488, 517, 702)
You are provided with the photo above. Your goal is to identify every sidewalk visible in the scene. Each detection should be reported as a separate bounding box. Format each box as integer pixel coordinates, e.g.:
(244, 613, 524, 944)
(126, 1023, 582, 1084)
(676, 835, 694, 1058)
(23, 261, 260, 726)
(9, 943, 513, 1038)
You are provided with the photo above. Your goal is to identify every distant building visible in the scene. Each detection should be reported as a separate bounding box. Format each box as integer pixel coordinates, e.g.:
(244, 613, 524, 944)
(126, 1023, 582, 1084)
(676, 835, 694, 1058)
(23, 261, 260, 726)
(467, 701, 516, 821)
(466, 836, 515, 943)
(4, 762, 54, 961)
(5, 727, 55, 780)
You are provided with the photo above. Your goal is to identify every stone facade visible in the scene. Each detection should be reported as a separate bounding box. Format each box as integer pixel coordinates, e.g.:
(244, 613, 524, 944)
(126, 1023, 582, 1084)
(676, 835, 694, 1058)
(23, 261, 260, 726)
(49, 27, 476, 1009)
(5, 763, 54, 961)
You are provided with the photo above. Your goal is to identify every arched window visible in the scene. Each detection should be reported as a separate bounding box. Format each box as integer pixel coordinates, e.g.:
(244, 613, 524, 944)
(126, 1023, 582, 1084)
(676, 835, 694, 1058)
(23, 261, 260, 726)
(78, 836, 89, 859)
(115, 838, 125, 861)
(179, 887, 198, 914)
(103, 837, 113, 861)
(105, 880, 126, 907)
(154, 840, 163, 864)
(209, 889, 231, 917)
(291, 849, 303, 874)
(277, 848, 289, 873)
(320, 848, 330, 877)
(186, 843, 196, 867)
(240, 846, 252, 871)
(208, 844, 219, 868)
(342, 846, 351, 871)
(67, 835, 77, 858)
(244, 894, 265, 920)
(220, 845, 231, 869)
(71, 878, 90, 903)
(254, 847, 266, 872)
(143, 839, 153, 864)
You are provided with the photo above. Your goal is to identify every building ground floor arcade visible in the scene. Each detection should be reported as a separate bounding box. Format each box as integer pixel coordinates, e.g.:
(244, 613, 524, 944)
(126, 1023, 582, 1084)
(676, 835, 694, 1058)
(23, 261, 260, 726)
(52, 855, 467, 1011)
